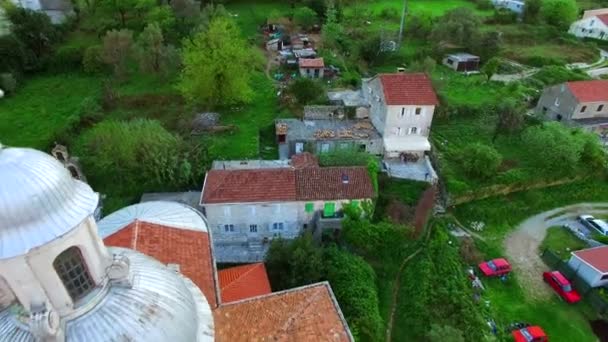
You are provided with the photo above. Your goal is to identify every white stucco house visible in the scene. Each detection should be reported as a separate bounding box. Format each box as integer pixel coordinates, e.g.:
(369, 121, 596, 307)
(491, 0, 525, 15)
(363, 72, 439, 159)
(569, 9, 608, 40)
(568, 246, 608, 287)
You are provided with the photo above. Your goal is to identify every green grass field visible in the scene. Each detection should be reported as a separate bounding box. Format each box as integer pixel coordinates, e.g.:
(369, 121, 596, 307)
(541, 226, 588, 258)
(0, 73, 101, 149)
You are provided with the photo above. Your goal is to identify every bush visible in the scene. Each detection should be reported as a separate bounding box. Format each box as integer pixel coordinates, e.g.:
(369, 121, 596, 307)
(287, 78, 325, 105)
(458, 143, 503, 179)
(530, 65, 589, 86)
(491, 8, 518, 24)
(379, 7, 399, 20)
(0, 73, 17, 94)
(318, 149, 373, 166)
(82, 45, 105, 74)
(51, 44, 85, 71)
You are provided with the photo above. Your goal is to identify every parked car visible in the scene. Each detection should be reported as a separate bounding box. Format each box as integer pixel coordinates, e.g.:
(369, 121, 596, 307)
(512, 326, 548, 342)
(479, 258, 512, 277)
(578, 215, 608, 236)
(543, 271, 581, 303)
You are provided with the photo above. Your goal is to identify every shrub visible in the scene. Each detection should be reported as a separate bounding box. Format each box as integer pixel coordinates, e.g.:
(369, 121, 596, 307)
(542, 0, 578, 30)
(318, 149, 372, 166)
(0, 73, 17, 94)
(459, 143, 503, 179)
(379, 7, 399, 20)
(287, 78, 325, 105)
(491, 8, 518, 24)
(82, 45, 105, 74)
(51, 44, 85, 71)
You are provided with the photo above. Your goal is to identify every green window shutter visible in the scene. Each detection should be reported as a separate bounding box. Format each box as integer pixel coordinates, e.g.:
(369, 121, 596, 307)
(352, 200, 360, 207)
(305, 202, 314, 213)
(324, 202, 335, 217)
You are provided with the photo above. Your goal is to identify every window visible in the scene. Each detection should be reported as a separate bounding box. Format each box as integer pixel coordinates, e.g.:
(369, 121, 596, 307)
(581, 106, 587, 113)
(305, 202, 314, 213)
(224, 224, 235, 232)
(447, 58, 453, 65)
(53, 247, 95, 301)
(340, 142, 349, 149)
(599, 105, 605, 112)
(601, 274, 608, 280)
(272, 222, 284, 230)
(415, 107, 421, 115)
(324, 202, 336, 217)
(401, 108, 405, 117)
(321, 143, 330, 153)
(249, 224, 258, 233)
(410, 127, 418, 135)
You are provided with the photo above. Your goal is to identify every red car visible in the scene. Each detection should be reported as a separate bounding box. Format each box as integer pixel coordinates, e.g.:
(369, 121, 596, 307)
(543, 271, 581, 303)
(479, 258, 512, 277)
(512, 326, 548, 342)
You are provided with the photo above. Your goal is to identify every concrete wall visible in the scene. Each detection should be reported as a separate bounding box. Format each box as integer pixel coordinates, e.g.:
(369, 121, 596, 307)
(365, 77, 388, 135)
(299, 67, 324, 79)
(572, 101, 608, 120)
(569, 17, 608, 40)
(536, 84, 580, 121)
(0, 216, 112, 316)
(568, 256, 608, 287)
(282, 138, 383, 158)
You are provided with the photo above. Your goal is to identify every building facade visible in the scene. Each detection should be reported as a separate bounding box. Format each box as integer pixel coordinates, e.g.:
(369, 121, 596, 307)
(569, 11, 608, 40)
(299, 58, 325, 78)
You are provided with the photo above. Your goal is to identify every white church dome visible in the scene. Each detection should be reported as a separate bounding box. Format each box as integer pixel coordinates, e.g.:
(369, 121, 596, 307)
(0, 145, 99, 259)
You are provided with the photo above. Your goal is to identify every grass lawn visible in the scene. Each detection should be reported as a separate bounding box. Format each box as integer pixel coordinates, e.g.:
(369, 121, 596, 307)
(225, 0, 292, 37)
(540, 226, 588, 258)
(0, 73, 102, 149)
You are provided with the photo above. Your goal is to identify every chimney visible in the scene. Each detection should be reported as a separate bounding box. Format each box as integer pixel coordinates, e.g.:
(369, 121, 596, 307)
(397, 67, 406, 73)
(341, 174, 349, 184)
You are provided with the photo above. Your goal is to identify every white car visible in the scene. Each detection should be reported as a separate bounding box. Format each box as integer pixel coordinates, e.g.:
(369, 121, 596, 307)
(578, 215, 608, 236)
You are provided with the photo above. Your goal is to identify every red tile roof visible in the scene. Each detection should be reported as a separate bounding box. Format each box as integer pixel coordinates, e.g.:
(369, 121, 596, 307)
(202, 165, 374, 204)
(378, 73, 439, 105)
(213, 282, 352, 341)
(291, 152, 319, 169)
(296, 167, 375, 201)
(299, 58, 324, 68)
(567, 80, 608, 103)
(218, 263, 272, 304)
(598, 14, 608, 26)
(103, 220, 218, 308)
(573, 246, 608, 273)
(202, 169, 297, 204)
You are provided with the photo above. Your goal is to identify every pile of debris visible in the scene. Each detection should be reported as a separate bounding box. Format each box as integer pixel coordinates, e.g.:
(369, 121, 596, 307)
(191, 112, 236, 134)
(313, 128, 371, 139)
(275, 122, 289, 135)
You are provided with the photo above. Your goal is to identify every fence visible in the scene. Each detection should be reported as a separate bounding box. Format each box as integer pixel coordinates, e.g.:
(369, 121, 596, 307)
(541, 249, 608, 314)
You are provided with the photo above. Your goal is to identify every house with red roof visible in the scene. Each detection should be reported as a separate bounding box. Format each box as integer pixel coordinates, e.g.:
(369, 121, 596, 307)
(568, 246, 608, 287)
(363, 72, 439, 159)
(569, 9, 608, 40)
(536, 80, 608, 133)
(299, 58, 325, 78)
(200, 153, 375, 263)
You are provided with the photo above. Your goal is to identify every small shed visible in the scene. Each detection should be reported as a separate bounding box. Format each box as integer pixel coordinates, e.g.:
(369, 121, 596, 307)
(299, 58, 325, 79)
(266, 38, 283, 51)
(568, 246, 608, 288)
(442, 53, 480, 73)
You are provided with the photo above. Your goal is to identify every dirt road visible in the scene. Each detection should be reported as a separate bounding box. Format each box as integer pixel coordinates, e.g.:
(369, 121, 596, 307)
(504, 203, 608, 300)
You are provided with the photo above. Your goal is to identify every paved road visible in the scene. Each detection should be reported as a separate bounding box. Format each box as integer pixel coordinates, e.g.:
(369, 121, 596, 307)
(503, 203, 608, 300)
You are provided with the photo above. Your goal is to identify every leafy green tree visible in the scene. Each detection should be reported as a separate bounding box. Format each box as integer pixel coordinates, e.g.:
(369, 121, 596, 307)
(146, 5, 177, 34)
(178, 17, 254, 108)
(427, 324, 465, 342)
(98, 0, 154, 27)
(324, 246, 383, 341)
(475, 31, 502, 61)
(196, 4, 229, 32)
(0, 34, 29, 74)
(580, 137, 607, 171)
(5, 7, 59, 69)
(265, 233, 325, 290)
(410, 56, 436, 74)
(321, 0, 343, 51)
(522, 122, 582, 173)
(293, 6, 318, 30)
(430, 8, 481, 50)
(135, 23, 177, 75)
(287, 78, 325, 105)
(82, 45, 105, 73)
(481, 56, 500, 80)
(523, 0, 542, 23)
(493, 99, 525, 141)
(101, 29, 134, 78)
(542, 0, 578, 29)
(406, 11, 434, 40)
(459, 143, 502, 179)
(75, 119, 199, 190)
(358, 33, 388, 66)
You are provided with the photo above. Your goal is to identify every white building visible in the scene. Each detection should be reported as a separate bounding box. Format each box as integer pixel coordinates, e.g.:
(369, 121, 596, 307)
(363, 72, 439, 159)
(569, 10, 608, 40)
(568, 246, 608, 287)
(9, 0, 73, 24)
(491, 0, 525, 14)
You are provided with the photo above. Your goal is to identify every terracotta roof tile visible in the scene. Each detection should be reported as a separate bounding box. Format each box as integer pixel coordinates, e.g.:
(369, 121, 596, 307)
(214, 282, 353, 341)
(218, 263, 272, 304)
(291, 152, 319, 169)
(598, 14, 608, 26)
(103, 221, 218, 308)
(295, 167, 375, 201)
(379, 73, 439, 105)
(202, 169, 297, 204)
(573, 246, 608, 273)
(299, 58, 324, 68)
(567, 80, 608, 103)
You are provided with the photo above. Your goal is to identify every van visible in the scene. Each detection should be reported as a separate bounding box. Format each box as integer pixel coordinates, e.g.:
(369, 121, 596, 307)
(579, 215, 608, 236)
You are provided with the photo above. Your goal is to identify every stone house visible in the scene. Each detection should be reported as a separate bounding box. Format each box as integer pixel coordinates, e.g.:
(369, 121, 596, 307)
(536, 80, 608, 134)
(299, 58, 325, 78)
(363, 73, 439, 159)
(569, 10, 608, 40)
(200, 153, 375, 263)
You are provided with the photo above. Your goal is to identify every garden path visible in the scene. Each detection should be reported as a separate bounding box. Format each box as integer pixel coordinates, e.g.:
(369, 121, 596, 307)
(504, 203, 608, 300)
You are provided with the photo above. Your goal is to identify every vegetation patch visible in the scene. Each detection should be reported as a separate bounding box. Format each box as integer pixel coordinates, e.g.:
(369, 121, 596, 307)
(540, 226, 587, 257)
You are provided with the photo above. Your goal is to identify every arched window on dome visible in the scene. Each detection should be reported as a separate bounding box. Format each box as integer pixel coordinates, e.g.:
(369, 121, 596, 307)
(53, 247, 95, 301)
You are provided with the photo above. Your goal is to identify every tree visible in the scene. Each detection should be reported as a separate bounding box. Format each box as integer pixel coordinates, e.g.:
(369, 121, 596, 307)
(542, 0, 578, 29)
(146, 5, 177, 34)
(459, 143, 502, 179)
(287, 78, 325, 105)
(410, 56, 436, 74)
(358, 33, 388, 66)
(481, 57, 500, 80)
(406, 11, 433, 40)
(135, 23, 177, 75)
(427, 324, 465, 342)
(580, 137, 607, 171)
(5, 7, 59, 69)
(430, 8, 481, 50)
(475, 31, 502, 61)
(172, 0, 198, 19)
(493, 99, 524, 141)
(293, 6, 318, 30)
(98, 0, 154, 27)
(101, 29, 133, 78)
(82, 45, 105, 73)
(321, 0, 343, 51)
(522, 122, 583, 173)
(523, 0, 542, 23)
(265, 233, 325, 290)
(178, 17, 254, 108)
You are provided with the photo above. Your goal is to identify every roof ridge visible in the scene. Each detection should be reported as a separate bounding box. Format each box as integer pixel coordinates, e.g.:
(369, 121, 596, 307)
(218, 282, 329, 307)
(220, 263, 263, 291)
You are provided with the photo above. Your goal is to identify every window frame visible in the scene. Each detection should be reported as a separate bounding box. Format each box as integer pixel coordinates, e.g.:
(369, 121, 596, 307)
(598, 104, 604, 112)
(223, 224, 235, 233)
(53, 247, 95, 301)
(249, 224, 258, 233)
(415, 107, 421, 115)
